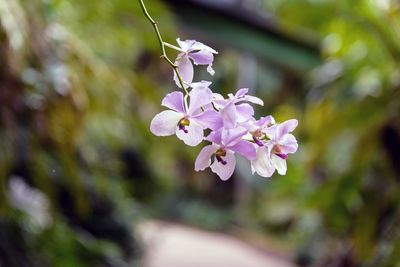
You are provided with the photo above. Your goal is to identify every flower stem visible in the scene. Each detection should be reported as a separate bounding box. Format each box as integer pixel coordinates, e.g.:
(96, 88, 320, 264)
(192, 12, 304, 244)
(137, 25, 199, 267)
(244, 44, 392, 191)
(138, 0, 189, 96)
(163, 42, 184, 52)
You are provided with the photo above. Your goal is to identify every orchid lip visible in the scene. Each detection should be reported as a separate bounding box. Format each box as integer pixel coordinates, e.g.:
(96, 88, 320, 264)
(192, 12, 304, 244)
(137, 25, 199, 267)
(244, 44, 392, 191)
(271, 144, 288, 159)
(178, 124, 188, 133)
(276, 153, 288, 160)
(178, 117, 190, 134)
(215, 148, 227, 165)
(216, 155, 227, 165)
(252, 136, 264, 147)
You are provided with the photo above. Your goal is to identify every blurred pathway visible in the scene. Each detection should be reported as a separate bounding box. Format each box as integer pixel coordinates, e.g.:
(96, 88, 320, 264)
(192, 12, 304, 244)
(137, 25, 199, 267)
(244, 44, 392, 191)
(138, 221, 298, 267)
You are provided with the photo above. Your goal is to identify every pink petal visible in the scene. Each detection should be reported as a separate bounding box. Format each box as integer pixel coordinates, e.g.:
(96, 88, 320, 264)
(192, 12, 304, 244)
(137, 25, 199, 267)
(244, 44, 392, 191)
(174, 55, 194, 87)
(277, 119, 298, 139)
(236, 103, 254, 123)
(189, 50, 214, 65)
(192, 109, 222, 130)
(251, 147, 275, 178)
(210, 151, 236, 181)
(260, 115, 275, 127)
(188, 88, 213, 115)
(280, 134, 298, 154)
(229, 140, 256, 160)
(195, 144, 218, 171)
(221, 126, 248, 147)
(240, 119, 255, 131)
(150, 110, 182, 136)
(254, 116, 270, 128)
(220, 101, 238, 129)
(235, 88, 249, 98)
(201, 103, 215, 111)
(175, 120, 204, 146)
(161, 91, 185, 113)
(206, 129, 222, 144)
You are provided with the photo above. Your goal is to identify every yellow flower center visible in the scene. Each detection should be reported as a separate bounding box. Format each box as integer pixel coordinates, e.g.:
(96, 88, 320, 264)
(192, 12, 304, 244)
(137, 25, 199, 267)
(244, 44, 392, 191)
(178, 117, 190, 133)
(215, 148, 227, 165)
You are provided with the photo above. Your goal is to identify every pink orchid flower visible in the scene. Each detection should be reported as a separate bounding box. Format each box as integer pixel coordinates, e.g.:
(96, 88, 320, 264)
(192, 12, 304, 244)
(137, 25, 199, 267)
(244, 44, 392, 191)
(195, 127, 256, 180)
(246, 115, 276, 146)
(251, 119, 298, 177)
(150, 89, 221, 146)
(173, 39, 218, 87)
(215, 88, 263, 129)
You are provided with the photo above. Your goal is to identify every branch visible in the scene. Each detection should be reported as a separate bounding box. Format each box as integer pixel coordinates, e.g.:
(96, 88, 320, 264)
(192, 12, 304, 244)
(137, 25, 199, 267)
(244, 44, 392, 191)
(138, 0, 189, 96)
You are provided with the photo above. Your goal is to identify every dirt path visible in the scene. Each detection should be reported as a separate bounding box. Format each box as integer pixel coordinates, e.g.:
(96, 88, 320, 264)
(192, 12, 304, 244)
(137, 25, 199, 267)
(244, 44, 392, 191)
(138, 221, 298, 267)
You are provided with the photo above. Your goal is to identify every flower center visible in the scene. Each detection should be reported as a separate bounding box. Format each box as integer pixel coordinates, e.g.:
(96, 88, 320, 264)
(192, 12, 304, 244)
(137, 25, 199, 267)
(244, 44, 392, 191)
(271, 144, 288, 160)
(251, 129, 263, 138)
(250, 129, 264, 147)
(252, 136, 263, 147)
(215, 148, 227, 165)
(178, 117, 190, 133)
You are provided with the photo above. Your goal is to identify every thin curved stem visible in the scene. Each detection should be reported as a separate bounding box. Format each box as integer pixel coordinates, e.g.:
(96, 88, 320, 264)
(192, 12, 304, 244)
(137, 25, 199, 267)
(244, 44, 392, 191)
(138, 0, 189, 96)
(163, 42, 184, 52)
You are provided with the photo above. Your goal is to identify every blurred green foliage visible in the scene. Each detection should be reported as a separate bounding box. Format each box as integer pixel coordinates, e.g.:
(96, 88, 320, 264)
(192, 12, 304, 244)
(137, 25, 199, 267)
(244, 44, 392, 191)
(0, 0, 178, 265)
(250, 1, 400, 266)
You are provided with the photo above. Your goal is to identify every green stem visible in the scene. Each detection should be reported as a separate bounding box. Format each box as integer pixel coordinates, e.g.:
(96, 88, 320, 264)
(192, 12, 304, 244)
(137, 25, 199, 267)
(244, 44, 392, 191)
(164, 42, 184, 52)
(138, 0, 189, 96)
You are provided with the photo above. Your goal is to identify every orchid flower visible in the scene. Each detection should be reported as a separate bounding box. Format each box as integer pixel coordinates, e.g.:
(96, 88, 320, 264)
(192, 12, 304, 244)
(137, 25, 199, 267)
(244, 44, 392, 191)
(213, 88, 264, 109)
(195, 127, 256, 180)
(173, 38, 218, 87)
(215, 88, 264, 129)
(150, 88, 221, 146)
(251, 119, 298, 177)
(246, 115, 276, 146)
(139, 0, 299, 182)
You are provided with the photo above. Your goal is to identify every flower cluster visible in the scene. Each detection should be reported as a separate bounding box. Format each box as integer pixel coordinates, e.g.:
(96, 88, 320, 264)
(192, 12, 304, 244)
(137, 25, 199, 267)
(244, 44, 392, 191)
(150, 39, 298, 181)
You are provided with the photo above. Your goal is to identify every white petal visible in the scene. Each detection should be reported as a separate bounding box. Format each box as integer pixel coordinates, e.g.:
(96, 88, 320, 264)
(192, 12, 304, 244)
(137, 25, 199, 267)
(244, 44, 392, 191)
(150, 110, 181, 136)
(251, 147, 275, 178)
(212, 93, 227, 110)
(190, 41, 218, 54)
(244, 95, 264, 106)
(176, 38, 195, 52)
(176, 120, 204, 146)
(191, 80, 212, 90)
(207, 64, 215, 76)
(210, 151, 236, 181)
(271, 154, 287, 175)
